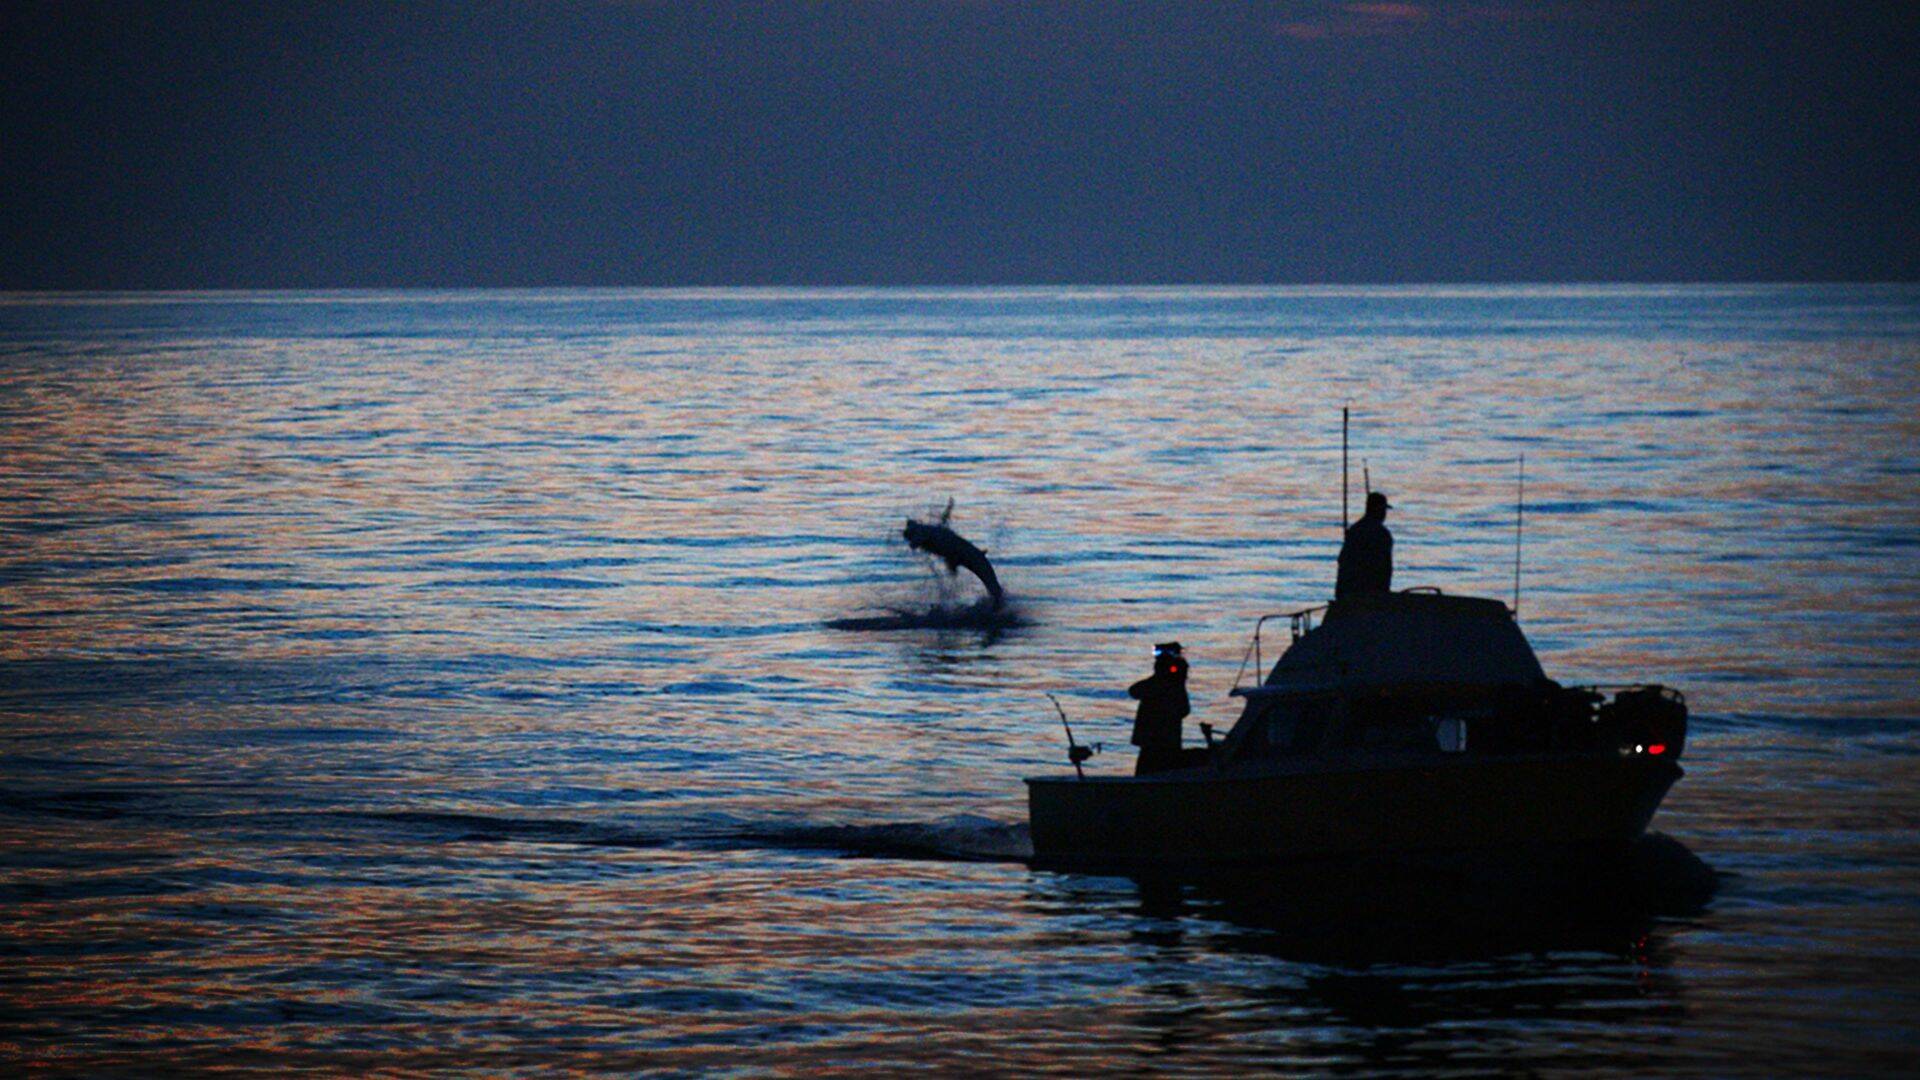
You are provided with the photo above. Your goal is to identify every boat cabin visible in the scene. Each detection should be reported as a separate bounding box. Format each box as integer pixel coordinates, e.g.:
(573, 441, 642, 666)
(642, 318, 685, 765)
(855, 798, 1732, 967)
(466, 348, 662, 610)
(1220, 590, 1570, 764)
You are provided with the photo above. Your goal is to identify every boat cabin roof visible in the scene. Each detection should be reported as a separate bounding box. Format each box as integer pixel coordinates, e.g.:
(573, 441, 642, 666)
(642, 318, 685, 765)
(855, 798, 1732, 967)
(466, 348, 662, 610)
(1254, 590, 1545, 696)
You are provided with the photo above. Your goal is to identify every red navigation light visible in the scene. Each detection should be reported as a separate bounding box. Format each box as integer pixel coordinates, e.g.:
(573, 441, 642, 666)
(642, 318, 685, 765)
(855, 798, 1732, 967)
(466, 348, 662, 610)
(1647, 743, 1667, 756)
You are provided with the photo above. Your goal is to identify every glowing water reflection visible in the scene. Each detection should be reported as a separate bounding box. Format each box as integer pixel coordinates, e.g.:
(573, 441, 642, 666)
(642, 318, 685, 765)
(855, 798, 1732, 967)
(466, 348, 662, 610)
(1, 286, 1916, 1073)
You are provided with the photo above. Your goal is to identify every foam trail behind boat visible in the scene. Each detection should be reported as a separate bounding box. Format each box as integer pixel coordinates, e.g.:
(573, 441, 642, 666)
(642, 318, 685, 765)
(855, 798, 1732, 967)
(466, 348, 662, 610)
(744, 814, 1036, 862)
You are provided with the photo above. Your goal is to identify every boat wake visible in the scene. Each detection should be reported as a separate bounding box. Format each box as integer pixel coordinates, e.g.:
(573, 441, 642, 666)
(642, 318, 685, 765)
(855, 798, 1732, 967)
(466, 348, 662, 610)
(343, 806, 1036, 862)
(741, 813, 1036, 863)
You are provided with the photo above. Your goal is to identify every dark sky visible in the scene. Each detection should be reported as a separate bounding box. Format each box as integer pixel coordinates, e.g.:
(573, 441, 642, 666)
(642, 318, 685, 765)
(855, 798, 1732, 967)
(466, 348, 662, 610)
(3, 1, 1916, 287)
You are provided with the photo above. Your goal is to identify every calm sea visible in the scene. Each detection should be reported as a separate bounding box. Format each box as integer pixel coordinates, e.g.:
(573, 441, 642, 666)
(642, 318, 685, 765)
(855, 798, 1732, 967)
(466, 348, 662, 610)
(2, 286, 1917, 1074)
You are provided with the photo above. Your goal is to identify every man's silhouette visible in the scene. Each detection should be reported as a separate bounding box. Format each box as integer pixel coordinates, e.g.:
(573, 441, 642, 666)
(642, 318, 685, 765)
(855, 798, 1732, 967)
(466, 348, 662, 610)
(1336, 491, 1393, 598)
(1129, 642, 1191, 776)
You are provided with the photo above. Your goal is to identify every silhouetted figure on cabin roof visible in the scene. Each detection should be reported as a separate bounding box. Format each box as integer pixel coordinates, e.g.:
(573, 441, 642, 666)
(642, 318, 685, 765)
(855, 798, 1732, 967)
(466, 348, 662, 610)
(1336, 491, 1394, 599)
(1129, 642, 1191, 776)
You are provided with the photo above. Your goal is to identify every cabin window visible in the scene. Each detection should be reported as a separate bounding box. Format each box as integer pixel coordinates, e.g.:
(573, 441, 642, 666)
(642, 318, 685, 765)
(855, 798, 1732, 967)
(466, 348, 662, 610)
(1248, 696, 1338, 758)
(1338, 696, 1455, 752)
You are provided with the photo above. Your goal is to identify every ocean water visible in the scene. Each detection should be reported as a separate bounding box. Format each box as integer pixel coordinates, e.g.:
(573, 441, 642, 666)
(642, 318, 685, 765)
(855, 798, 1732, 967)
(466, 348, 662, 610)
(1, 285, 1916, 1074)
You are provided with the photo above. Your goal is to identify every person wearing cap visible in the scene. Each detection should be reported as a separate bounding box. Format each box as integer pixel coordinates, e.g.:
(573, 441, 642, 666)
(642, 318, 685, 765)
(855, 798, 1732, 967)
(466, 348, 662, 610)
(1336, 491, 1394, 598)
(1129, 642, 1192, 775)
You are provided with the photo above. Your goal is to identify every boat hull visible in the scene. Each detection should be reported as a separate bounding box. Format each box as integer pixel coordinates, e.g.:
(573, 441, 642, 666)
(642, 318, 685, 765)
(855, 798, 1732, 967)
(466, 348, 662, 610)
(1026, 754, 1680, 866)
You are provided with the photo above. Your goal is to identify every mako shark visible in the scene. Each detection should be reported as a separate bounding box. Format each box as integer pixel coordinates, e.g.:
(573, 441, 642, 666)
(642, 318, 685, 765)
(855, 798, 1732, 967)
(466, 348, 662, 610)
(902, 499, 1004, 610)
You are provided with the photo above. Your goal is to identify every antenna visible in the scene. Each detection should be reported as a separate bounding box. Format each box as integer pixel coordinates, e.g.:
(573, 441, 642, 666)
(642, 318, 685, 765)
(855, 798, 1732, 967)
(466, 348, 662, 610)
(1512, 454, 1525, 616)
(1341, 406, 1350, 531)
(1362, 460, 1371, 496)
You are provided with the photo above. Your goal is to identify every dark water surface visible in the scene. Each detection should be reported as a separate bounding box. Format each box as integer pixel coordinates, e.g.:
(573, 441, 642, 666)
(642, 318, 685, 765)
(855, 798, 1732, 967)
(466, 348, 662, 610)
(2, 286, 1917, 1074)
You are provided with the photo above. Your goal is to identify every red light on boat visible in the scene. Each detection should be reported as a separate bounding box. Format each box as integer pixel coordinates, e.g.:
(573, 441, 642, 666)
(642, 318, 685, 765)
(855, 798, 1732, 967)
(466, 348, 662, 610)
(1647, 743, 1667, 756)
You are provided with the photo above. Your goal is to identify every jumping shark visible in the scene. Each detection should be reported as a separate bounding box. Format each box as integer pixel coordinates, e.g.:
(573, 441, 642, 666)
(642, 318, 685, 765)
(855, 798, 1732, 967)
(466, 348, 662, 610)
(902, 499, 1004, 610)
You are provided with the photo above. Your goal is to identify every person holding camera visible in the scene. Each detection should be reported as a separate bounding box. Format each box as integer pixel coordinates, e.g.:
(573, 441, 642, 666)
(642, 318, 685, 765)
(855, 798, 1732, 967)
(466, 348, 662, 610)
(1129, 642, 1191, 776)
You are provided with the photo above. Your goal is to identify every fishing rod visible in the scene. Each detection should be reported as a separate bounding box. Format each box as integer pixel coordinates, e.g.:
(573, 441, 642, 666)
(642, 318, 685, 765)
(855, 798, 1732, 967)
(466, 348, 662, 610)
(1046, 693, 1096, 780)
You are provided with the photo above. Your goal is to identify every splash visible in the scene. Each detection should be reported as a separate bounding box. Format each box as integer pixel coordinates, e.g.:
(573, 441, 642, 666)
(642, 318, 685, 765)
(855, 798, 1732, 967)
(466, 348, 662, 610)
(828, 500, 1027, 631)
(823, 598, 1027, 632)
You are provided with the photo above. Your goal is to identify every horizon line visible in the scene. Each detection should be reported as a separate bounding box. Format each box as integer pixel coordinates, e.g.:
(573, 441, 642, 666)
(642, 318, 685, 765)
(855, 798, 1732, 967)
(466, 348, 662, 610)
(3, 278, 1918, 297)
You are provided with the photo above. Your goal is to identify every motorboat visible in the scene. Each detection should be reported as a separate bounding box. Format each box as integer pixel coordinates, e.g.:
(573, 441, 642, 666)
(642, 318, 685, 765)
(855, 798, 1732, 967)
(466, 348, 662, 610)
(1026, 589, 1688, 866)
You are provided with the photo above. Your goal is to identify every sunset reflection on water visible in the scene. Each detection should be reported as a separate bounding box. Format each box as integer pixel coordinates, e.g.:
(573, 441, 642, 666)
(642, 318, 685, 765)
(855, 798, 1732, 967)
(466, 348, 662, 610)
(1, 286, 1917, 1073)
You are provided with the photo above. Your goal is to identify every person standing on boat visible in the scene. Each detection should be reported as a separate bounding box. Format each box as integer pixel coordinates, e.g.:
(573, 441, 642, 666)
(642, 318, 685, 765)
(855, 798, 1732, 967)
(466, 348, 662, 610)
(1129, 642, 1191, 775)
(1336, 491, 1394, 598)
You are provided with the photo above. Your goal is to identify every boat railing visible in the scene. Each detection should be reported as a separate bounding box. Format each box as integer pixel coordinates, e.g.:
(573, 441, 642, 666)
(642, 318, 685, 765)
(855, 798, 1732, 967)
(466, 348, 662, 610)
(1573, 683, 1687, 707)
(1231, 604, 1329, 692)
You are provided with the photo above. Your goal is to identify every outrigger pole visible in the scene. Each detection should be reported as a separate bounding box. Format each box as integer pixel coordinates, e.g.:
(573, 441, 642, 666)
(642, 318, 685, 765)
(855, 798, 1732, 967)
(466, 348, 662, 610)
(1341, 407, 1350, 531)
(1513, 454, 1526, 616)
